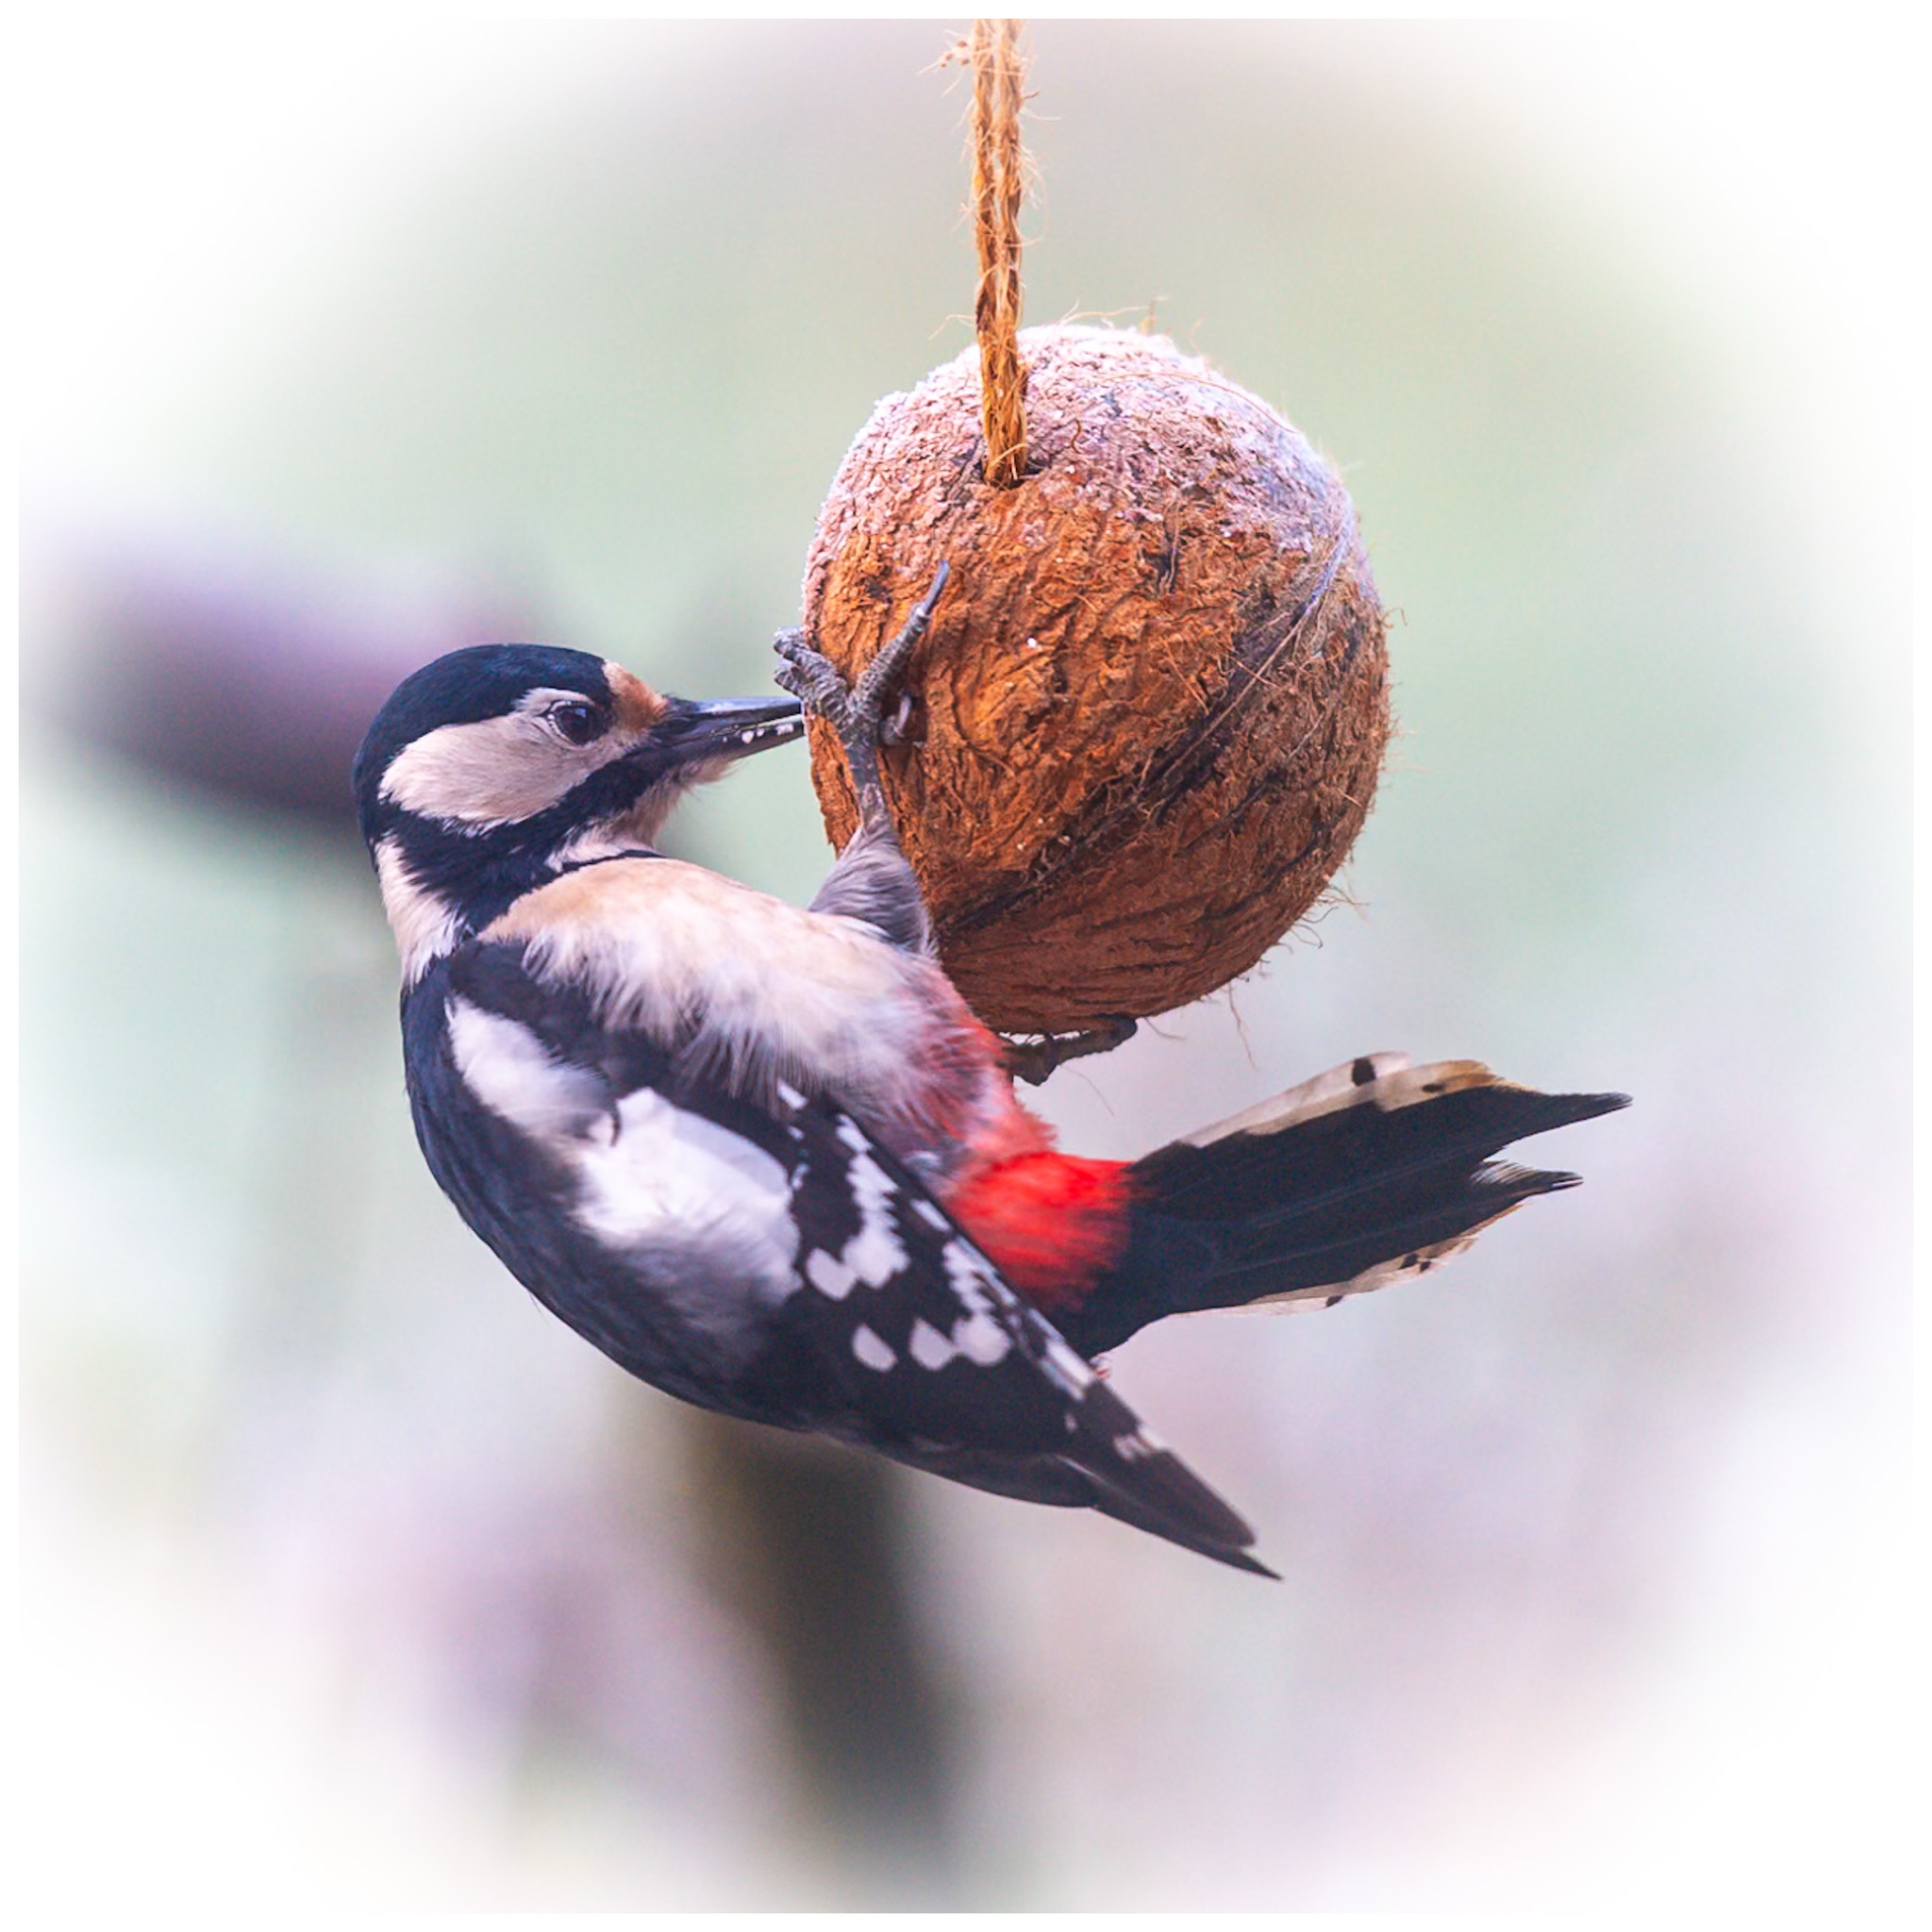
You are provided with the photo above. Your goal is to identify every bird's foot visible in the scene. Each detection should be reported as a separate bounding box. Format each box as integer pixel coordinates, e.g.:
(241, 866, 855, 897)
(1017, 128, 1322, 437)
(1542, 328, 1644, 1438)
(771, 627, 848, 719)
(1002, 1015, 1140, 1086)
(773, 564, 950, 798)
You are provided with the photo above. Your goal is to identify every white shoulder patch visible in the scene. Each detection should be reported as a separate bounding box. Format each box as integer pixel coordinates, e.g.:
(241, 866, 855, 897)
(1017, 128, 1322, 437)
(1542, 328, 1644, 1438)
(571, 1086, 799, 1307)
(452, 994, 800, 1359)
(446, 996, 608, 1138)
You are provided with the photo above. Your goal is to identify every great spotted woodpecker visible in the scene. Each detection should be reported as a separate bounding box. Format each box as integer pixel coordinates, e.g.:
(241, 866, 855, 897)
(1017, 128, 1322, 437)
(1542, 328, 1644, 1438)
(353, 568, 1625, 1576)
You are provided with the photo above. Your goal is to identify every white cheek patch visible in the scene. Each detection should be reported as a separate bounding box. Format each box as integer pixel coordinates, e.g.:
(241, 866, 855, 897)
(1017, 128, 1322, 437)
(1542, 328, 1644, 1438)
(382, 698, 635, 827)
(447, 996, 608, 1137)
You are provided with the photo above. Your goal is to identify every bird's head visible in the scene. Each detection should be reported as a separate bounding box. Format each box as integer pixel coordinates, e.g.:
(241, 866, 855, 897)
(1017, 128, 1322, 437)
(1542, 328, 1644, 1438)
(353, 643, 803, 982)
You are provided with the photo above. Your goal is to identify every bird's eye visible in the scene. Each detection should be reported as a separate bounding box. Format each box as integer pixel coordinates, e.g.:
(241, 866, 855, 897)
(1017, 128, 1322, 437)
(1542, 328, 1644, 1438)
(549, 702, 604, 746)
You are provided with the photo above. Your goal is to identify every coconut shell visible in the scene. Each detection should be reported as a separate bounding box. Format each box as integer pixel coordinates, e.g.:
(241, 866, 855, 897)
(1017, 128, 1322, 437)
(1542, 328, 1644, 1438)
(802, 324, 1390, 1037)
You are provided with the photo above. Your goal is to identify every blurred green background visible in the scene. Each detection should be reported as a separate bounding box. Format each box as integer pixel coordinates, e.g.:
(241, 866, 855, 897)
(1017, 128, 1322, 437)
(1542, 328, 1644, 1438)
(18, 18, 1912, 1913)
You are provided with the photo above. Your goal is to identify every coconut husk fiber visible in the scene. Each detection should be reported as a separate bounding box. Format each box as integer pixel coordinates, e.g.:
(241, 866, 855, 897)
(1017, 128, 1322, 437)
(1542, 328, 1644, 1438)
(801, 324, 1390, 1038)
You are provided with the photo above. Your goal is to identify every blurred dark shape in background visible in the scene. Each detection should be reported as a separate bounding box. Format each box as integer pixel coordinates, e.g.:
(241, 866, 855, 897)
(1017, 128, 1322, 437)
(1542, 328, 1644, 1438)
(21, 521, 541, 821)
(684, 1419, 956, 1881)
(20, 519, 963, 1897)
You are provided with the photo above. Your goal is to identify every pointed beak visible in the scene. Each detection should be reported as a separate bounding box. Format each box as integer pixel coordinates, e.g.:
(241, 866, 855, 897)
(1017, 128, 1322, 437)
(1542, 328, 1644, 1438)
(651, 694, 807, 770)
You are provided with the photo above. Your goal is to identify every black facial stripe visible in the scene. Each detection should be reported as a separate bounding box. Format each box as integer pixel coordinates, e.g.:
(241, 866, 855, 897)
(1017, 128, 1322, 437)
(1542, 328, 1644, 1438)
(555, 847, 662, 875)
(365, 720, 697, 875)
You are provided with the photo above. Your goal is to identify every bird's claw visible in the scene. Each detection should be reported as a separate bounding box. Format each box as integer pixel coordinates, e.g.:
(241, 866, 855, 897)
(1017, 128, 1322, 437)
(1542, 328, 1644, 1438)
(1003, 1016, 1140, 1086)
(880, 690, 915, 747)
(847, 562, 949, 743)
(772, 629, 851, 722)
(771, 565, 951, 796)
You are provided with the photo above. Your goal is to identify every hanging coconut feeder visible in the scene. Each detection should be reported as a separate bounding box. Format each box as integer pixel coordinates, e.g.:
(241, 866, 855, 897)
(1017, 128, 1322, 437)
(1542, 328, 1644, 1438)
(797, 26, 1390, 1045)
(802, 322, 1390, 1038)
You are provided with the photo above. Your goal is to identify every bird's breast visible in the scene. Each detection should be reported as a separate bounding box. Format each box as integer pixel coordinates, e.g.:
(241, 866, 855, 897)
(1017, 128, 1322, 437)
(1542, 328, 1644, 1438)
(480, 858, 1009, 1174)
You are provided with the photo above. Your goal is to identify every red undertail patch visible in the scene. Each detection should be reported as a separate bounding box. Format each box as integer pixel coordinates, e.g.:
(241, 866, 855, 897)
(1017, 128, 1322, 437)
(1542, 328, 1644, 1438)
(947, 1153, 1135, 1313)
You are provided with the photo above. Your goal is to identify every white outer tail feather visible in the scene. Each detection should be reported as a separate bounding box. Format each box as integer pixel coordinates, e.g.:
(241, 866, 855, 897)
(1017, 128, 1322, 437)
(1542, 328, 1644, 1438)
(1179, 1054, 1507, 1149)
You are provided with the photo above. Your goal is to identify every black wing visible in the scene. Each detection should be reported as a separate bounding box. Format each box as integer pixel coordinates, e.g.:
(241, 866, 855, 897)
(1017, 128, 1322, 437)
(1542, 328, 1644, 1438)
(419, 937, 1274, 1578)
(745, 1096, 1275, 1577)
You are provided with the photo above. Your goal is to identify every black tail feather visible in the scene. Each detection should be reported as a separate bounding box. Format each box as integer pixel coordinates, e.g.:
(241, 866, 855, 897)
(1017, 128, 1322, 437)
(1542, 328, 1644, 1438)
(1074, 1468, 1281, 1578)
(894, 1422, 1278, 1578)
(1057, 1058, 1628, 1357)
(1198, 1158, 1583, 1293)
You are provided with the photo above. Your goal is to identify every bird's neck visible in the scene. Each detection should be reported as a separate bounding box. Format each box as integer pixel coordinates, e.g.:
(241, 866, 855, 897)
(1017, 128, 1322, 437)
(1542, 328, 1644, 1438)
(375, 836, 478, 985)
(373, 816, 670, 986)
(371, 821, 550, 986)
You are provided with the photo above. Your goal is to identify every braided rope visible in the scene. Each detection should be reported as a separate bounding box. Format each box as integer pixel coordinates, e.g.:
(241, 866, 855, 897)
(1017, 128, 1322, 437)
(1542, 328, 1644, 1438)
(969, 19, 1028, 488)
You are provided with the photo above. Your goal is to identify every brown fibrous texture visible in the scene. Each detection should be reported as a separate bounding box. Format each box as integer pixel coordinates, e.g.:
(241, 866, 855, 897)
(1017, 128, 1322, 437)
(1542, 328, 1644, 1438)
(802, 324, 1391, 1037)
